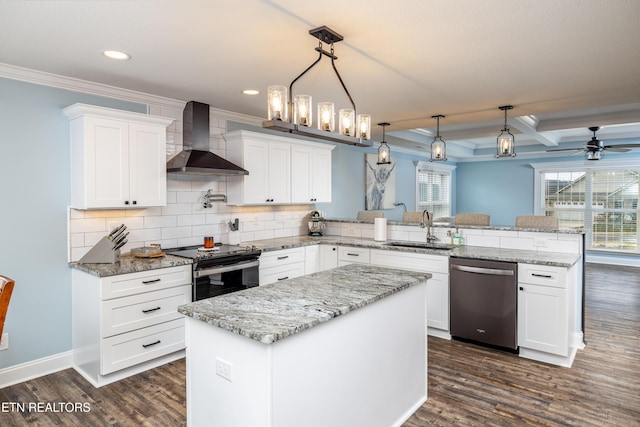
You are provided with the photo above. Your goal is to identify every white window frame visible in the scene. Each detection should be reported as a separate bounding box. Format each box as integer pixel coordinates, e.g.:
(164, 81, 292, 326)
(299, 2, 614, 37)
(531, 158, 639, 254)
(415, 161, 456, 216)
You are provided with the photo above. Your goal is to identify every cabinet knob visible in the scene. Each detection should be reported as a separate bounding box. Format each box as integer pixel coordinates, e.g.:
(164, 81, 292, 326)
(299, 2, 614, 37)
(519, 286, 524, 291)
(124, 200, 129, 205)
(132, 200, 137, 205)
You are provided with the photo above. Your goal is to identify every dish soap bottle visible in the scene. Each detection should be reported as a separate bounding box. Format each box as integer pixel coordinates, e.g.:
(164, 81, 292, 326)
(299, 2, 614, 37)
(452, 228, 464, 246)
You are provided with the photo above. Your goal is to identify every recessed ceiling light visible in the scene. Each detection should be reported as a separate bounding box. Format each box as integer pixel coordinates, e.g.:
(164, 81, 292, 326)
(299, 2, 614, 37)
(242, 89, 260, 95)
(103, 50, 131, 60)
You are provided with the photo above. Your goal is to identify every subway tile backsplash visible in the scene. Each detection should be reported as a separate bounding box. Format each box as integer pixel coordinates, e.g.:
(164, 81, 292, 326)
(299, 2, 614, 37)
(68, 106, 310, 262)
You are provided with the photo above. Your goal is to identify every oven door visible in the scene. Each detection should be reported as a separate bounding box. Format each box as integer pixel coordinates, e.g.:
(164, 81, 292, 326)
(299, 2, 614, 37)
(193, 259, 259, 301)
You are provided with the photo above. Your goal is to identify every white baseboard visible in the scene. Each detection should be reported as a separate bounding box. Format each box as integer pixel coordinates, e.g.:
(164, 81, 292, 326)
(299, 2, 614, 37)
(0, 351, 72, 389)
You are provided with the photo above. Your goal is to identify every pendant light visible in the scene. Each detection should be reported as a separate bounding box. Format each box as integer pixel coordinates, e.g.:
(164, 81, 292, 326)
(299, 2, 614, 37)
(377, 122, 391, 165)
(496, 105, 516, 158)
(430, 115, 447, 162)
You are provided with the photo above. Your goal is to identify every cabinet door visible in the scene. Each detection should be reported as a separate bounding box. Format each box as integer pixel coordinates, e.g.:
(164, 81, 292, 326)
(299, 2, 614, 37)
(518, 283, 568, 356)
(128, 122, 167, 207)
(82, 117, 129, 208)
(426, 273, 449, 331)
(304, 245, 320, 275)
(242, 140, 270, 204)
(309, 148, 332, 203)
(267, 142, 291, 204)
(319, 245, 338, 271)
(291, 147, 312, 203)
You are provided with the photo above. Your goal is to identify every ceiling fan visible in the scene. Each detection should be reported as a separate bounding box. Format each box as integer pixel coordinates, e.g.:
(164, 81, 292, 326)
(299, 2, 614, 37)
(547, 126, 640, 160)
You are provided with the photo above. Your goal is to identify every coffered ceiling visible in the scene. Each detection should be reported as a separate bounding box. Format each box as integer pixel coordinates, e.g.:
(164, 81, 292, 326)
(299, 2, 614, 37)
(1, 0, 639, 160)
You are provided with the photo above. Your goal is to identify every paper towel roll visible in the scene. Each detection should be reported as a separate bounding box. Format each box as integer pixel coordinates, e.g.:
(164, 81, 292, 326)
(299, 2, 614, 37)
(374, 217, 387, 241)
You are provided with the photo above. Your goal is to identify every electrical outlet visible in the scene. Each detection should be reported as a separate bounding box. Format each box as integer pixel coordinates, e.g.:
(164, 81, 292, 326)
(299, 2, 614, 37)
(0, 333, 8, 351)
(215, 357, 232, 382)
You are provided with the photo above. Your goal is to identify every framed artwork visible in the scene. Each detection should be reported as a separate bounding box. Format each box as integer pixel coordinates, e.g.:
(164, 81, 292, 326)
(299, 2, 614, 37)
(365, 153, 396, 210)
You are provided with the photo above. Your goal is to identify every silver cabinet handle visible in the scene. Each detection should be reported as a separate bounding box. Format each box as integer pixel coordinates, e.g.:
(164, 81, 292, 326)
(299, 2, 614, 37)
(195, 259, 260, 278)
(451, 264, 514, 276)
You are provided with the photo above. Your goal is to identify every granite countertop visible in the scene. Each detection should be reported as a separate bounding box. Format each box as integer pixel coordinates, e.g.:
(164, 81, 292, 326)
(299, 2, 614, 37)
(178, 264, 431, 344)
(69, 254, 193, 277)
(245, 235, 581, 268)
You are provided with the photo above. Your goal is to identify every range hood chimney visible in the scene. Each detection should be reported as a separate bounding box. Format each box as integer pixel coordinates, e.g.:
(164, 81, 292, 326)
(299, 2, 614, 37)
(166, 101, 248, 176)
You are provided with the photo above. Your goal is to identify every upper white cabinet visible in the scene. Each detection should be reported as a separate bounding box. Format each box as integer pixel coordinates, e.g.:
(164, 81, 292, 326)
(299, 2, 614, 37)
(64, 104, 173, 209)
(224, 131, 334, 206)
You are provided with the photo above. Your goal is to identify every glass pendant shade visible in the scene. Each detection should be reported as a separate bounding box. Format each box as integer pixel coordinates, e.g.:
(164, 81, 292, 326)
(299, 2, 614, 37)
(377, 122, 391, 165)
(317, 102, 335, 131)
(267, 85, 288, 121)
(429, 115, 447, 162)
(496, 105, 516, 158)
(358, 114, 371, 140)
(293, 94, 312, 126)
(339, 109, 355, 136)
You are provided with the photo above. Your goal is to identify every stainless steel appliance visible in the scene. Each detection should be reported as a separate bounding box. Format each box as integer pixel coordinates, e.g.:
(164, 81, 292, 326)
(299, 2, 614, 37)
(166, 244, 261, 301)
(449, 257, 518, 351)
(308, 210, 325, 236)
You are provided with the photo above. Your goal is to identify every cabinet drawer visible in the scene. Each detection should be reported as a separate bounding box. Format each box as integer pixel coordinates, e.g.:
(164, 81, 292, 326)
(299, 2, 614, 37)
(101, 284, 191, 338)
(100, 318, 184, 375)
(518, 264, 567, 288)
(338, 246, 371, 264)
(260, 263, 306, 285)
(370, 249, 448, 274)
(260, 247, 306, 268)
(101, 265, 191, 300)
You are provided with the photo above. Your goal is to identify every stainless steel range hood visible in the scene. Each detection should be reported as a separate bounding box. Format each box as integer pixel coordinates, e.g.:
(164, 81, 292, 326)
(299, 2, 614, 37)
(167, 101, 248, 176)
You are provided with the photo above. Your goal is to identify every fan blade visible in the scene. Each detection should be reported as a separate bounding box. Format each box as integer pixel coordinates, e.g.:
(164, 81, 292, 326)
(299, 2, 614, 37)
(604, 144, 640, 148)
(604, 147, 631, 152)
(546, 147, 585, 152)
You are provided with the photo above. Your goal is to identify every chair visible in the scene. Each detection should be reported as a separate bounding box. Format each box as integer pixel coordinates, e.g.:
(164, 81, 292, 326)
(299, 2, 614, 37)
(454, 213, 490, 226)
(0, 275, 15, 341)
(515, 215, 559, 230)
(402, 211, 424, 224)
(356, 211, 384, 222)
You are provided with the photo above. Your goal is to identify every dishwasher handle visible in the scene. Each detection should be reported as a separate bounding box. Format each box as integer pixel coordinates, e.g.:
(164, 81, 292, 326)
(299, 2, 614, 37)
(451, 264, 514, 276)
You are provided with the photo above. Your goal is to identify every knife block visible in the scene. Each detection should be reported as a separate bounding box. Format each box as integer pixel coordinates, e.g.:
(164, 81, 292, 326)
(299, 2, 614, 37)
(78, 236, 120, 264)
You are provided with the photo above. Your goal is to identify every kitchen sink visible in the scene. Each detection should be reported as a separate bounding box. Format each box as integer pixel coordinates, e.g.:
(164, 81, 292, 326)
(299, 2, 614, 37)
(383, 241, 455, 250)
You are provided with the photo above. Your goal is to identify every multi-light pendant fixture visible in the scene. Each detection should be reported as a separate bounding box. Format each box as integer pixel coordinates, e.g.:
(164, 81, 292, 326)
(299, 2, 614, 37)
(377, 122, 391, 165)
(263, 26, 372, 147)
(496, 105, 516, 158)
(430, 115, 447, 162)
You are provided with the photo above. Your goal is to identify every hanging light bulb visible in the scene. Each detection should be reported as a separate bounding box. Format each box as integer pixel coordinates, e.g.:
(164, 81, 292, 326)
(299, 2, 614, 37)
(496, 105, 516, 158)
(430, 115, 447, 162)
(377, 122, 391, 165)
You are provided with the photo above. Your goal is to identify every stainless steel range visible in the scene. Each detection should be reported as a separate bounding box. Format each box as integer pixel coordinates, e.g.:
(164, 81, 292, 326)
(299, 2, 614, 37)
(166, 244, 262, 301)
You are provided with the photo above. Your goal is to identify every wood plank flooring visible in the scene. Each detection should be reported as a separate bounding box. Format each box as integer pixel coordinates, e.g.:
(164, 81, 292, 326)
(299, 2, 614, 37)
(1, 263, 638, 426)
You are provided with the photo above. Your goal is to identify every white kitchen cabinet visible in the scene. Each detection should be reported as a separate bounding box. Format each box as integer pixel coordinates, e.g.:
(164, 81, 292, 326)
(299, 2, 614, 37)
(224, 130, 333, 205)
(304, 245, 320, 274)
(517, 263, 570, 356)
(64, 103, 173, 209)
(259, 247, 306, 285)
(370, 249, 450, 334)
(291, 144, 334, 203)
(319, 245, 338, 271)
(338, 246, 371, 266)
(71, 264, 192, 387)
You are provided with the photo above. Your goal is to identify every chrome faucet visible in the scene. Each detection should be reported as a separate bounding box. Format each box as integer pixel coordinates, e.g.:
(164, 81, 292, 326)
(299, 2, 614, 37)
(420, 210, 438, 243)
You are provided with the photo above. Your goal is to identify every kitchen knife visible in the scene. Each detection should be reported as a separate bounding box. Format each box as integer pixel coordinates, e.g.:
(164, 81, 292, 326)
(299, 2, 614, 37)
(112, 231, 129, 246)
(113, 239, 128, 251)
(108, 224, 126, 239)
(110, 226, 127, 242)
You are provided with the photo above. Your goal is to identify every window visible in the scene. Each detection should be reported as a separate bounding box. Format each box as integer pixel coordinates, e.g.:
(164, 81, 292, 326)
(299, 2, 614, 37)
(415, 161, 456, 218)
(533, 160, 639, 254)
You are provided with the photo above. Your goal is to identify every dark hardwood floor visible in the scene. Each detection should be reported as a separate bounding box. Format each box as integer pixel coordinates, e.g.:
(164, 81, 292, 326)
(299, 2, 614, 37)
(1, 263, 638, 426)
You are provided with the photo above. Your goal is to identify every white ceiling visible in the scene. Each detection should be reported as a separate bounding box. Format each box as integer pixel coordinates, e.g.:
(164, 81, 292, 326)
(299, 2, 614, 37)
(2, 0, 640, 160)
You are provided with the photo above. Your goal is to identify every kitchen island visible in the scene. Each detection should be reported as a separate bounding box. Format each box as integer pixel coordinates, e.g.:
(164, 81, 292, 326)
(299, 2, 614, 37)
(178, 264, 431, 427)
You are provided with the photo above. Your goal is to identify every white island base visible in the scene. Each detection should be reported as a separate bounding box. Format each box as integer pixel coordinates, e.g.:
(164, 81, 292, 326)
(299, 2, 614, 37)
(184, 282, 427, 427)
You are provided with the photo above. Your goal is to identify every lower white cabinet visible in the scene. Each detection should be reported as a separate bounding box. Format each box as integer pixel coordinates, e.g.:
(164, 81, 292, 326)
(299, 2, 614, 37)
(319, 245, 338, 271)
(371, 249, 449, 333)
(517, 263, 570, 356)
(337, 246, 371, 266)
(304, 245, 320, 275)
(260, 247, 306, 285)
(72, 265, 192, 387)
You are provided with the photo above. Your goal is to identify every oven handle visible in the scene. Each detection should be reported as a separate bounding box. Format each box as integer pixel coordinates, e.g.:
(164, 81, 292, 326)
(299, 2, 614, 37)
(451, 264, 514, 276)
(194, 259, 260, 278)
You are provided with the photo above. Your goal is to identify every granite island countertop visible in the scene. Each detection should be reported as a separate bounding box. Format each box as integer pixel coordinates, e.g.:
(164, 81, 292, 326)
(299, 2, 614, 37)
(69, 253, 193, 277)
(178, 263, 431, 344)
(244, 235, 582, 268)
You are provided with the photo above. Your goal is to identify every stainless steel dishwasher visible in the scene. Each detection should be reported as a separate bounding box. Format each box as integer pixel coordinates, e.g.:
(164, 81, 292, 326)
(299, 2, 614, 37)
(449, 257, 518, 350)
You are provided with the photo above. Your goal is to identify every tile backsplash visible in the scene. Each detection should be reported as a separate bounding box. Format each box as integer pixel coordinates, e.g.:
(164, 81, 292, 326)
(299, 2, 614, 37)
(67, 103, 310, 262)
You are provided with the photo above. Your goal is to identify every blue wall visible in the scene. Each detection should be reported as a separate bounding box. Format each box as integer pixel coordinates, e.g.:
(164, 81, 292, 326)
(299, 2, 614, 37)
(0, 77, 145, 369)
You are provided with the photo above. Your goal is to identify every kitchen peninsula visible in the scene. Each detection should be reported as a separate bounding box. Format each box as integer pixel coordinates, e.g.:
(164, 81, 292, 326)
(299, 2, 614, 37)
(178, 264, 431, 427)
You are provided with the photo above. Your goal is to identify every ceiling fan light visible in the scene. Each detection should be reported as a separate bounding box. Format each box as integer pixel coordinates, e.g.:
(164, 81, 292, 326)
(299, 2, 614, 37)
(587, 150, 601, 160)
